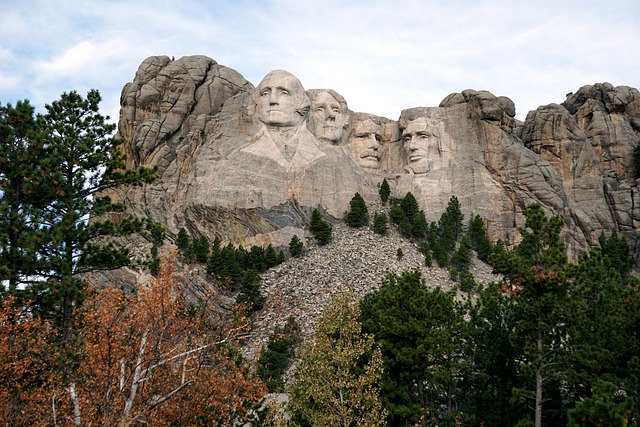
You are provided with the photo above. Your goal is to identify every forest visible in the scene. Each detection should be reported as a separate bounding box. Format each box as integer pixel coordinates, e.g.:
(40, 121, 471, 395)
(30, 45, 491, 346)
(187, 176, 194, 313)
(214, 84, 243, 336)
(1, 91, 639, 426)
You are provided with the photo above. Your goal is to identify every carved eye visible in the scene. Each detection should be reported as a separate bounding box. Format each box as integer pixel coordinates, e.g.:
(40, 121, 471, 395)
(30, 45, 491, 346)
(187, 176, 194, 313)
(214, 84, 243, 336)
(316, 107, 325, 113)
(280, 89, 290, 96)
(260, 90, 270, 97)
(332, 107, 340, 113)
(375, 135, 382, 142)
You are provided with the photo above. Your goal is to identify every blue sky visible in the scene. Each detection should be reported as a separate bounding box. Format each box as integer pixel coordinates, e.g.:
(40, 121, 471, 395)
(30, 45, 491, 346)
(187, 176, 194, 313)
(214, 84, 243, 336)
(2, 0, 639, 122)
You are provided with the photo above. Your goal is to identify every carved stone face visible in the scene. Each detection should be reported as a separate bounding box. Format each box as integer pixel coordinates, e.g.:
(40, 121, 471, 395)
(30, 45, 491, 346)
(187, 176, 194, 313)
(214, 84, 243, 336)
(255, 70, 307, 128)
(308, 91, 348, 144)
(402, 118, 441, 174)
(347, 119, 383, 169)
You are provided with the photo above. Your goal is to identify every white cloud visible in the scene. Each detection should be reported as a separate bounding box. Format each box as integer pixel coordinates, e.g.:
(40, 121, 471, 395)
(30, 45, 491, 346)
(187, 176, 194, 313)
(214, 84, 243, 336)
(1, 0, 639, 122)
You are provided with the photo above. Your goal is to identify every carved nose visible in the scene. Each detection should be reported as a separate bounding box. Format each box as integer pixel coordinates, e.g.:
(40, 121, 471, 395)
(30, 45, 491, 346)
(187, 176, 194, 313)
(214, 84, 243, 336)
(269, 92, 279, 105)
(369, 136, 379, 149)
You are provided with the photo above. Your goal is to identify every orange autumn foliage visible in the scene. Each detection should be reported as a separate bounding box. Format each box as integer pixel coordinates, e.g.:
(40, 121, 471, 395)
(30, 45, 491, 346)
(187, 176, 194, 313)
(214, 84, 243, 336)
(0, 296, 60, 426)
(1, 256, 266, 426)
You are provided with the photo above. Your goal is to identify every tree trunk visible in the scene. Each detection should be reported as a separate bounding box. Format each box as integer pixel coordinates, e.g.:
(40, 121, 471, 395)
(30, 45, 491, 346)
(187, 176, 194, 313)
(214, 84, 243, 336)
(535, 331, 543, 427)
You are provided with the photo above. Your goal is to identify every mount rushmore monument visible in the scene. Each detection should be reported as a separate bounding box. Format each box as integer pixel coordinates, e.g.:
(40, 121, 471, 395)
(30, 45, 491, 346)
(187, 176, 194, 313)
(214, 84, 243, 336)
(115, 55, 640, 261)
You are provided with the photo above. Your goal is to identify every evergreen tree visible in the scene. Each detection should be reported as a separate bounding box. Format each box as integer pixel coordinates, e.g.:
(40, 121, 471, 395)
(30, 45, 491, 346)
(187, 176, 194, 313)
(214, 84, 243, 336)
(390, 192, 428, 239)
(462, 282, 525, 425)
(264, 244, 279, 268)
(379, 178, 391, 205)
(175, 228, 190, 253)
(0, 100, 50, 293)
(598, 230, 634, 280)
(257, 317, 301, 392)
(450, 235, 472, 281)
(310, 208, 332, 245)
(344, 192, 369, 227)
(568, 380, 634, 427)
(388, 200, 406, 224)
(441, 195, 464, 240)
(468, 214, 493, 262)
(289, 234, 304, 257)
(491, 204, 571, 427)
(236, 269, 265, 312)
(289, 289, 386, 427)
(188, 235, 210, 263)
(3, 91, 158, 330)
(360, 270, 467, 426)
(372, 211, 388, 235)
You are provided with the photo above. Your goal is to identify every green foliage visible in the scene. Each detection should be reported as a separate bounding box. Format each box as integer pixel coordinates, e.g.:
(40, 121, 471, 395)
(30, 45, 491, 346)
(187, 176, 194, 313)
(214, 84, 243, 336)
(372, 211, 388, 235)
(442, 195, 464, 241)
(389, 192, 428, 238)
(490, 204, 571, 426)
(462, 282, 525, 426)
(568, 380, 634, 427)
(0, 91, 158, 329)
(598, 230, 634, 280)
(176, 228, 190, 252)
(310, 208, 332, 245)
(396, 247, 404, 260)
(0, 100, 50, 293)
(450, 235, 472, 282)
(187, 235, 210, 263)
(344, 192, 369, 227)
(360, 270, 467, 426)
(379, 178, 391, 205)
(257, 316, 301, 393)
(289, 289, 386, 427)
(289, 234, 304, 257)
(468, 214, 493, 262)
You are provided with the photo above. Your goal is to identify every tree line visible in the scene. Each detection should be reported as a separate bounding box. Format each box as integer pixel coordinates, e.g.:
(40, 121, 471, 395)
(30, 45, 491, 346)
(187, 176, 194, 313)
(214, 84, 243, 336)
(286, 203, 639, 427)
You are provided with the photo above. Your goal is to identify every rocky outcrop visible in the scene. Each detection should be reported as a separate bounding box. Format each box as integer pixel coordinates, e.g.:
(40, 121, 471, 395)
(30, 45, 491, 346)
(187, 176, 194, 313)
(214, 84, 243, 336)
(115, 55, 640, 263)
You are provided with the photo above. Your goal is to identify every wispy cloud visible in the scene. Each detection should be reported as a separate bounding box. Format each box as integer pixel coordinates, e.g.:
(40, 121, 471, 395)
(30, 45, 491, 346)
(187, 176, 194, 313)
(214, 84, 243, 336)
(1, 0, 639, 122)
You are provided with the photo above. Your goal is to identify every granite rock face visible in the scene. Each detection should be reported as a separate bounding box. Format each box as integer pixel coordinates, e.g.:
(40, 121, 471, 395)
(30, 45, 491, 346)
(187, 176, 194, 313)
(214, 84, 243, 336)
(116, 56, 640, 260)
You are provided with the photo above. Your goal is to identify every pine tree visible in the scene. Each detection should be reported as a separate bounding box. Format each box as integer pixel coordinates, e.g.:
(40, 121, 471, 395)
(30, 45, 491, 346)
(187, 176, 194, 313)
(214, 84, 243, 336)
(442, 195, 464, 240)
(289, 234, 304, 257)
(491, 204, 570, 427)
(344, 192, 369, 227)
(0, 100, 51, 294)
(175, 228, 190, 253)
(5, 90, 158, 330)
(379, 178, 391, 205)
(257, 317, 301, 392)
(188, 235, 210, 263)
(310, 208, 332, 245)
(468, 214, 493, 262)
(568, 380, 634, 427)
(598, 230, 633, 280)
(360, 270, 467, 426)
(373, 212, 388, 235)
(450, 235, 472, 280)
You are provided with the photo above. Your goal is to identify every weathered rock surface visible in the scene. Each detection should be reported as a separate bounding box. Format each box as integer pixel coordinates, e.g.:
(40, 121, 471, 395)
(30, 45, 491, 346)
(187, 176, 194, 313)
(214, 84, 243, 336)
(116, 55, 640, 262)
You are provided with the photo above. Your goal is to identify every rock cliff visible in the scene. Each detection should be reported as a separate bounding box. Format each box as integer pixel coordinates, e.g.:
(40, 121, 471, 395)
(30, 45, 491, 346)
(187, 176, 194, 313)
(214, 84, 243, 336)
(115, 55, 640, 261)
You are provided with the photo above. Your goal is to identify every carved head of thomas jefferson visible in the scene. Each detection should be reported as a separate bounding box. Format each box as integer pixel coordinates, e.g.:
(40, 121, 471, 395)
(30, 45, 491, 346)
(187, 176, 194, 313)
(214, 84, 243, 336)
(254, 70, 310, 129)
(307, 89, 349, 144)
